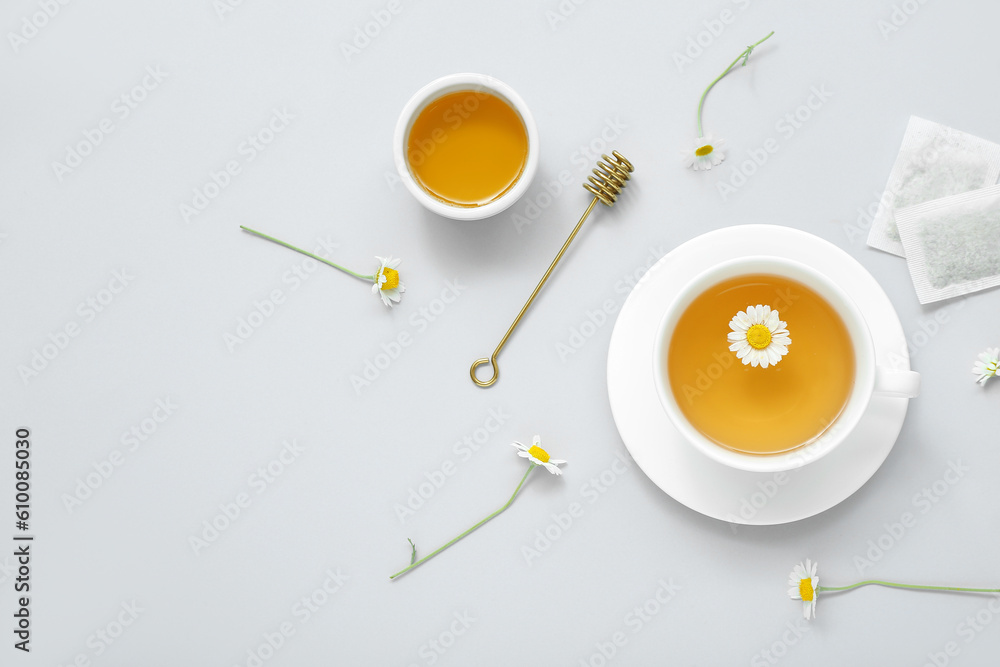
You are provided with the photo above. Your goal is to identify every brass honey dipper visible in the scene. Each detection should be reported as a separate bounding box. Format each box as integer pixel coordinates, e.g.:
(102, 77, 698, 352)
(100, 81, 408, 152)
(470, 150, 634, 387)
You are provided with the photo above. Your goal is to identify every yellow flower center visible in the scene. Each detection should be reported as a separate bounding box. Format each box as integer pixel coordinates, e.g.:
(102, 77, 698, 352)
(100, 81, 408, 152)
(799, 578, 815, 602)
(380, 267, 400, 290)
(746, 324, 772, 350)
(695, 144, 714, 157)
(528, 445, 550, 463)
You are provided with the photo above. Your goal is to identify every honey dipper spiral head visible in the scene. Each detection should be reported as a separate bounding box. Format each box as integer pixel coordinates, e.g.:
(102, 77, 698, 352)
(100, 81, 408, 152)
(583, 150, 633, 206)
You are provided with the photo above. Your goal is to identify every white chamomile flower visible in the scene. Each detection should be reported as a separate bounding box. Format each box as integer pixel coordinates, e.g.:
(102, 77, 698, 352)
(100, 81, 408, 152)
(682, 134, 726, 171)
(788, 560, 819, 620)
(728, 305, 791, 368)
(372, 256, 405, 307)
(511, 436, 566, 475)
(972, 347, 999, 385)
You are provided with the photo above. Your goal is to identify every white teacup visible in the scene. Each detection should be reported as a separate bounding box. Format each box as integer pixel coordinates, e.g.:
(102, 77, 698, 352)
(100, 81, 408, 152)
(652, 256, 920, 474)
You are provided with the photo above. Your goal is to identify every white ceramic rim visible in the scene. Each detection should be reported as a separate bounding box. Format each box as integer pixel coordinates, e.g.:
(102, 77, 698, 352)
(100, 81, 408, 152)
(651, 256, 877, 474)
(392, 73, 539, 221)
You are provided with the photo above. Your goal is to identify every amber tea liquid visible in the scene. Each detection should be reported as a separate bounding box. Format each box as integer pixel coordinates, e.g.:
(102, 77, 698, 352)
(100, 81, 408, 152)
(407, 90, 528, 207)
(667, 274, 855, 455)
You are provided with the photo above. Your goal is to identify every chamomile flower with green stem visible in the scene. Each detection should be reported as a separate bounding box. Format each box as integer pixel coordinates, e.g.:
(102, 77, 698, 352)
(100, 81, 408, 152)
(787, 560, 1000, 620)
(683, 30, 774, 171)
(390, 436, 565, 580)
(239, 225, 405, 308)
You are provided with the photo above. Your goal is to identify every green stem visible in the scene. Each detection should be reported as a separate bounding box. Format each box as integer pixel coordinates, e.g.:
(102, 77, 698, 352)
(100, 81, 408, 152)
(239, 225, 374, 281)
(696, 30, 774, 137)
(390, 464, 536, 580)
(818, 581, 1000, 595)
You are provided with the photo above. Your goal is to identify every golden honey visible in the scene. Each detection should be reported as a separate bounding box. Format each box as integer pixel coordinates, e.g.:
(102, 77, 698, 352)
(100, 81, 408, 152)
(407, 90, 528, 207)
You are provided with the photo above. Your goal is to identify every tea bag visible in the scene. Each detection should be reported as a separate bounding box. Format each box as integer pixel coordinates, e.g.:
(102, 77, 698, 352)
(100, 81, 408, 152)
(867, 116, 1000, 257)
(895, 184, 1000, 304)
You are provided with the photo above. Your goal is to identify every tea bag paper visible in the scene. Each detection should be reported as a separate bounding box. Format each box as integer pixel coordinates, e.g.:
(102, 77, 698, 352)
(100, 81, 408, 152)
(867, 116, 1000, 257)
(895, 184, 1000, 304)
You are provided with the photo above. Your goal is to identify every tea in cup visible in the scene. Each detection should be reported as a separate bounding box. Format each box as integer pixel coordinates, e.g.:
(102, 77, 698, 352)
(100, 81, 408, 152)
(653, 257, 920, 473)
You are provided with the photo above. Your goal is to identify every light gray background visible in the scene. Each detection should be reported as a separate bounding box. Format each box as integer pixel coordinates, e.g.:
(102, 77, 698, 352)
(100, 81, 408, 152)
(3, 0, 1000, 665)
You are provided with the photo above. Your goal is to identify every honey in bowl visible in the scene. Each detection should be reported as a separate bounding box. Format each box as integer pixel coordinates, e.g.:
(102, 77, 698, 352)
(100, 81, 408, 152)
(406, 90, 528, 207)
(666, 274, 855, 456)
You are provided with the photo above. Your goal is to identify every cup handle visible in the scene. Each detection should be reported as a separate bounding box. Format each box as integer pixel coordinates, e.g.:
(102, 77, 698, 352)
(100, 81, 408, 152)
(874, 367, 920, 398)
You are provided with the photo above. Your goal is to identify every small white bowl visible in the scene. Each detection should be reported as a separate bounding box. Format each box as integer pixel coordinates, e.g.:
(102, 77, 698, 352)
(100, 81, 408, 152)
(392, 73, 539, 221)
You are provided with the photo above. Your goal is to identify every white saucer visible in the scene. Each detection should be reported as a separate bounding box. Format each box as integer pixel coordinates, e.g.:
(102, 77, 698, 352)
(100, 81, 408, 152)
(606, 225, 912, 525)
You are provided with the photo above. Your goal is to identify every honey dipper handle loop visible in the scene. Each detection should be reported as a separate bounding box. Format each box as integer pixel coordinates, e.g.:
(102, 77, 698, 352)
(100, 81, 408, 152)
(470, 356, 500, 387)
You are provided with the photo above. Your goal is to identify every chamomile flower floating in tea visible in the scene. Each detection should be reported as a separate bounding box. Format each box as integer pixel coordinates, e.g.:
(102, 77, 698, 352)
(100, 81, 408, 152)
(390, 436, 565, 580)
(240, 226, 404, 308)
(682, 31, 774, 172)
(972, 347, 999, 385)
(786, 560, 1000, 621)
(727, 305, 791, 368)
